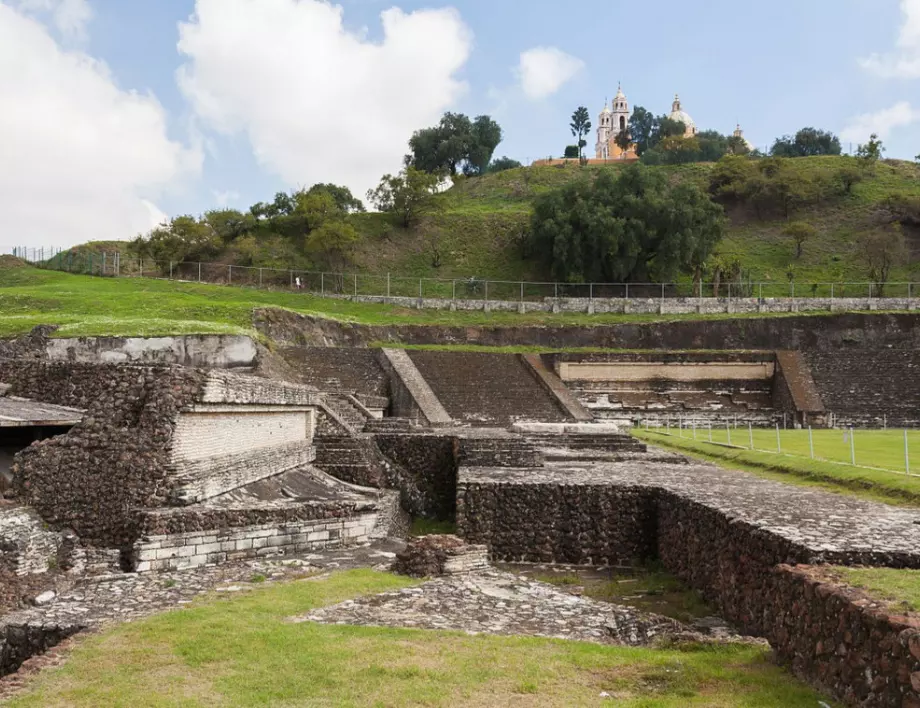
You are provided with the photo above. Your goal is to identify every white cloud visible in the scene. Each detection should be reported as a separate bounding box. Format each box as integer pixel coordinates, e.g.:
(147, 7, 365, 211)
(176, 0, 472, 203)
(516, 46, 584, 100)
(0, 4, 200, 252)
(212, 190, 240, 207)
(840, 101, 920, 142)
(11, 0, 92, 39)
(859, 0, 920, 78)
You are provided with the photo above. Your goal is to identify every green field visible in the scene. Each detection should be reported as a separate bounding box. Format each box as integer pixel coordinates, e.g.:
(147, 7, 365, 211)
(634, 429, 920, 506)
(0, 265, 894, 340)
(6, 569, 834, 708)
(645, 424, 920, 474)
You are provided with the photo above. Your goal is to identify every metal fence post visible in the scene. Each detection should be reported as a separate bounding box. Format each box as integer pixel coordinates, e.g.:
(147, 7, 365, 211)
(776, 423, 781, 453)
(808, 426, 814, 459)
(321, 272, 324, 297)
(228, 265, 232, 284)
(905, 429, 911, 476)
(387, 273, 391, 298)
(355, 273, 358, 297)
(452, 280, 456, 300)
(259, 268, 263, 288)
(419, 278, 422, 299)
(850, 428, 856, 466)
(169, 261, 173, 279)
(484, 280, 488, 302)
(748, 423, 754, 450)
(198, 262, 201, 283)
(520, 281, 524, 302)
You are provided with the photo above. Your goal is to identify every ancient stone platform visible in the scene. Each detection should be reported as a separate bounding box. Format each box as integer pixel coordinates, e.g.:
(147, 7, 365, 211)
(458, 458, 920, 565)
(296, 569, 683, 646)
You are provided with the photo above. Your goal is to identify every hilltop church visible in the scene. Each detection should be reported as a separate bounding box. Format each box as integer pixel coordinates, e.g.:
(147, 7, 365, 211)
(595, 86, 701, 161)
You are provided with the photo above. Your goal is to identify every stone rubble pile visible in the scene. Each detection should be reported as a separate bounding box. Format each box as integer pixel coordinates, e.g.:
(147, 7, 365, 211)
(391, 534, 489, 578)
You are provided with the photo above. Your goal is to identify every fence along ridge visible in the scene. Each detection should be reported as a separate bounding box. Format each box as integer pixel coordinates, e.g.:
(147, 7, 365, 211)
(12, 248, 920, 303)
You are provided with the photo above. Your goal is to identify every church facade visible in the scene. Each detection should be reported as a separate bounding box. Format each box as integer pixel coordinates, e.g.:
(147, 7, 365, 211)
(595, 87, 714, 160)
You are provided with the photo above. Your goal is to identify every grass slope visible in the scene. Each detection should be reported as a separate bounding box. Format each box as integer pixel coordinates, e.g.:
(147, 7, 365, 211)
(0, 266, 884, 339)
(343, 157, 920, 284)
(830, 567, 920, 613)
(634, 430, 920, 507)
(7, 569, 833, 707)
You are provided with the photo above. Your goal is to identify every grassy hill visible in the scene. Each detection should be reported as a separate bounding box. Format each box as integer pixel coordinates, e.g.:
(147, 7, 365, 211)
(343, 157, 920, 285)
(31, 156, 920, 287)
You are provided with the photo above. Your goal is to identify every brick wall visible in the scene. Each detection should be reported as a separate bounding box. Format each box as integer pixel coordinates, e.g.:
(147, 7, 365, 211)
(171, 407, 314, 461)
(133, 512, 379, 572)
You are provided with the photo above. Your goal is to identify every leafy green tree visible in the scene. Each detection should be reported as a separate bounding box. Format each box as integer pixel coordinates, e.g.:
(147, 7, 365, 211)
(306, 183, 365, 213)
(858, 224, 906, 296)
(857, 133, 885, 162)
(771, 128, 842, 157)
(134, 215, 222, 267)
(837, 161, 863, 194)
(614, 129, 632, 154)
(783, 221, 817, 259)
(203, 209, 252, 244)
(407, 113, 503, 176)
(727, 135, 751, 156)
(564, 145, 579, 159)
(487, 156, 523, 173)
(466, 116, 503, 175)
(696, 130, 730, 162)
(570, 106, 592, 159)
(305, 220, 359, 271)
(915, 153, 920, 163)
(367, 167, 442, 228)
(529, 164, 725, 283)
(628, 106, 656, 155)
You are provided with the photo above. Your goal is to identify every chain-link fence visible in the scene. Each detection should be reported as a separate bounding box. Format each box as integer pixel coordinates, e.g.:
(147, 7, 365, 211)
(13, 248, 920, 302)
(640, 418, 919, 477)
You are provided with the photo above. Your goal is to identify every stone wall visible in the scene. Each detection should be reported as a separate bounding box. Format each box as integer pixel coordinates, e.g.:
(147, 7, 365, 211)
(255, 309, 920, 352)
(457, 481, 658, 565)
(0, 360, 205, 547)
(281, 292, 919, 316)
(806, 349, 920, 427)
(170, 406, 315, 461)
(373, 434, 458, 520)
(772, 351, 826, 427)
(133, 512, 379, 572)
(759, 565, 920, 707)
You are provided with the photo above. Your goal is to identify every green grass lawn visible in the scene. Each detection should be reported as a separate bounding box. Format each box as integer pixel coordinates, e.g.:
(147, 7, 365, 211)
(634, 429, 920, 507)
(0, 266, 901, 340)
(646, 425, 920, 474)
(830, 567, 920, 613)
(6, 569, 835, 707)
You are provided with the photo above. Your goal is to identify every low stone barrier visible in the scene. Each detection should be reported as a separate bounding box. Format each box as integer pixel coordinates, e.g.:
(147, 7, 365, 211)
(761, 566, 920, 707)
(327, 292, 918, 316)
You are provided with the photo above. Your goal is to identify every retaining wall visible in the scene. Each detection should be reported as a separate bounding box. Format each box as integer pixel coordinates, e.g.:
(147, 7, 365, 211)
(255, 310, 920, 352)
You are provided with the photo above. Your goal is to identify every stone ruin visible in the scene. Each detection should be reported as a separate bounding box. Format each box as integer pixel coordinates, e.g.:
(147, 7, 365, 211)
(2, 325, 920, 706)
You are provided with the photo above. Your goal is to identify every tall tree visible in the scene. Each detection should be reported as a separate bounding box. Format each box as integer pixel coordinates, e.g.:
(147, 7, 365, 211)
(614, 129, 632, 154)
(628, 106, 656, 155)
(570, 106, 592, 160)
(306, 183, 365, 213)
(466, 116, 503, 175)
(367, 167, 442, 228)
(529, 164, 725, 283)
(783, 221, 817, 259)
(858, 224, 906, 296)
(857, 133, 885, 162)
(407, 112, 503, 176)
(771, 128, 842, 157)
(487, 156, 522, 173)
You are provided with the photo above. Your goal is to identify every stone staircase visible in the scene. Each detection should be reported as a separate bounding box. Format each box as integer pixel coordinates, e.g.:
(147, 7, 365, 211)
(364, 418, 414, 434)
(407, 351, 572, 427)
(457, 437, 543, 468)
(324, 394, 369, 433)
(806, 350, 920, 428)
(313, 435, 390, 489)
(525, 432, 648, 454)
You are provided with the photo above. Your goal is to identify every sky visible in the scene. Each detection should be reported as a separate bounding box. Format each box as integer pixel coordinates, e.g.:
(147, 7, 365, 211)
(2, 0, 920, 253)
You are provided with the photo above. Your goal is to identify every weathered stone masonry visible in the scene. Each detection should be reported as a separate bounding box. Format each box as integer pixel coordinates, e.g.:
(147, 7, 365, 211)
(0, 360, 205, 547)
